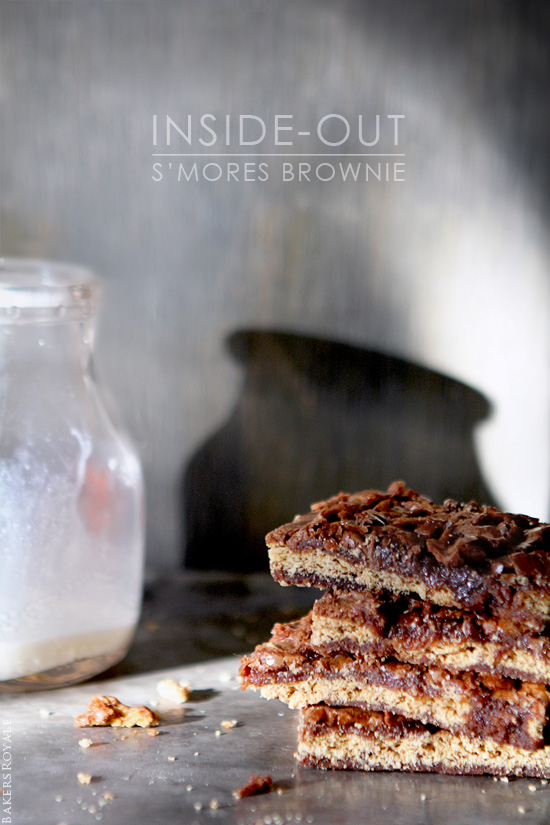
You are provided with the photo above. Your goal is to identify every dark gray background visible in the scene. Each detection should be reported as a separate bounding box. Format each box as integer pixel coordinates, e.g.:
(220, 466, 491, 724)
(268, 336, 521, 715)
(2, 0, 550, 571)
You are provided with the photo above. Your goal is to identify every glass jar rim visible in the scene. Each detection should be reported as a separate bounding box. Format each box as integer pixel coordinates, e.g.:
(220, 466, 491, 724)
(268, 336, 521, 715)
(0, 258, 98, 322)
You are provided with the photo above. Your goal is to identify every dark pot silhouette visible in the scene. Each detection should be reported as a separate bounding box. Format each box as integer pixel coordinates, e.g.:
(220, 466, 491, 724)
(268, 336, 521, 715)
(183, 330, 494, 571)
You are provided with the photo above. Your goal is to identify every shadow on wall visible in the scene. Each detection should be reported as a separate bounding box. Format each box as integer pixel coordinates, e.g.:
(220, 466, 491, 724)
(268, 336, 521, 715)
(183, 329, 495, 571)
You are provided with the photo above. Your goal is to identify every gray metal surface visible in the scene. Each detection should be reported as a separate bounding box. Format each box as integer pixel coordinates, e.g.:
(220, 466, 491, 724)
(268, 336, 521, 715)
(2, 656, 550, 825)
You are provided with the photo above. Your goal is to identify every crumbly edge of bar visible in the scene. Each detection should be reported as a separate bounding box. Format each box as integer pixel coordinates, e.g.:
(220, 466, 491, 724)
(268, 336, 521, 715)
(268, 543, 550, 623)
(297, 717, 550, 778)
(252, 678, 544, 749)
(310, 614, 550, 684)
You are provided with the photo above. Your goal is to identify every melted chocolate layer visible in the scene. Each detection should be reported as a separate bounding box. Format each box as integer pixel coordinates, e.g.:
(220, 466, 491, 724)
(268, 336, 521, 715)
(298, 706, 550, 777)
(310, 589, 550, 681)
(267, 481, 550, 621)
(239, 615, 550, 750)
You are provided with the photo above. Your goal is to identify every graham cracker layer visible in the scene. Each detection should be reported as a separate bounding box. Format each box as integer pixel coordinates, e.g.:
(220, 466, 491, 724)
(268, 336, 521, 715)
(298, 706, 550, 778)
(310, 589, 550, 683)
(239, 615, 550, 750)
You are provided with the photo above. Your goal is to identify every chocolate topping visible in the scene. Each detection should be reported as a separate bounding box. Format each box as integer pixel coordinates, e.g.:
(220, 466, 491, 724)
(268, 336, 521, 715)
(269, 481, 548, 573)
(267, 481, 550, 622)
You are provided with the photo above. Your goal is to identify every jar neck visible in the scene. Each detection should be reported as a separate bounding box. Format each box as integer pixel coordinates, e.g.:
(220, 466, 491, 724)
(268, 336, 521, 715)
(0, 317, 96, 377)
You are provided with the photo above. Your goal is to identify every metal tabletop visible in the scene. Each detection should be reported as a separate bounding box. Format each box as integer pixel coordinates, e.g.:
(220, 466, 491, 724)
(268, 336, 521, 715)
(2, 573, 550, 824)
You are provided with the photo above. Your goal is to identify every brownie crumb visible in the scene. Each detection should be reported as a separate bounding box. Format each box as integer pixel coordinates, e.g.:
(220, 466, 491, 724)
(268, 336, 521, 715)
(156, 678, 191, 704)
(233, 774, 273, 799)
(77, 772, 92, 785)
(75, 695, 159, 728)
(221, 719, 238, 729)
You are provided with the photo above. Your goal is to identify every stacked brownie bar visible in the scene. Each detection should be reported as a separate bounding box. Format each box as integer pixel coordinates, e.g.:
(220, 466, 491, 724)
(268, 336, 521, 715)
(239, 481, 550, 776)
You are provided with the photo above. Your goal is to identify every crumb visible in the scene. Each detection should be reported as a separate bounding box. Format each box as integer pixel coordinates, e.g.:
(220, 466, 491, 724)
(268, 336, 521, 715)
(75, 695, 159, 728)
(541, 779, 548, 785)
(54, 794, 63, 802)
(500, 777, 509, 783)
(88, 805, 97, 814)
(156, 678, 191, 704)
(186, 785, 193, 792)
(215, 730, 221, 737)
(233, 775, 273, 799)
(528, 784, 537, 792)
(146, 729, 159, 737)
(77, 772, 92, 785)
(276, 787, 284, 796)
(193, 801, 202, 811)
(221, 719, 238, 729)
(78, 738, 93, 749)
(103, 791, 114, 801)
(518, 806, 526, 814)
(420, 793, 426, 801)
(167, 755, 176, 761)
(209, 799, 219, 810)
(145, 620, 160, 632)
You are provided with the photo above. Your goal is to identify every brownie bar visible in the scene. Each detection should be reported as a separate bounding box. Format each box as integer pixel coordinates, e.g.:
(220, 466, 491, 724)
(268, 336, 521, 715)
(239, 615, 550, 749)
(310, 589, 550, 684)
(298, 706, 550, 778)
(267, 481, 550, 627)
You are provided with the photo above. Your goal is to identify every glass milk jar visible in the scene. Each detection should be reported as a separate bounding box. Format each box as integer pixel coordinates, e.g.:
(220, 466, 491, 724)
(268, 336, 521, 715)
(0, 259, 144, 690)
